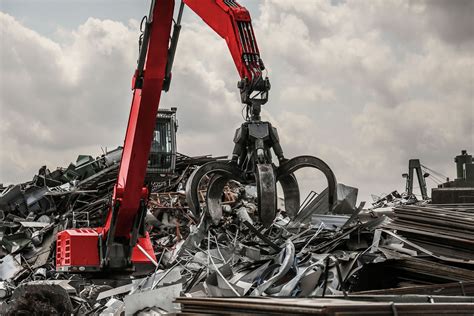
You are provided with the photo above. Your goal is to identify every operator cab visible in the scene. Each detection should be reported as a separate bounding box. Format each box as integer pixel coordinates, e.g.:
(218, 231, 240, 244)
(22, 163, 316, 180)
(148, 107, 178, 177)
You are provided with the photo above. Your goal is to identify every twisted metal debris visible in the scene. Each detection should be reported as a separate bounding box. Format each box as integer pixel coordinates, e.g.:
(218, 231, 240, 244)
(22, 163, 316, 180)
(0, 149, 473, 315)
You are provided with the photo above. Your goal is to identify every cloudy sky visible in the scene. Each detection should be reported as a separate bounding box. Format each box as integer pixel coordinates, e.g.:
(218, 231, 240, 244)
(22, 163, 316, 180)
(0, 0, 473, 203)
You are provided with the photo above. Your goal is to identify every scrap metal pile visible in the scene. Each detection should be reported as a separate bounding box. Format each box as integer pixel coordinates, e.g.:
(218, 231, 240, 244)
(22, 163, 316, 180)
(0, 150, 473, 315)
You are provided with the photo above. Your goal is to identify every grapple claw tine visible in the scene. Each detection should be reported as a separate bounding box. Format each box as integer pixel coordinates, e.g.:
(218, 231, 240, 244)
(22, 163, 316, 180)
(256, 164, 277, 227)
(185, 155, 336, 227)
(185, 161, 243, 219)
(277, 172, 299, 219)
(206, 174, 231, 225)
(277, 156, 338, 213)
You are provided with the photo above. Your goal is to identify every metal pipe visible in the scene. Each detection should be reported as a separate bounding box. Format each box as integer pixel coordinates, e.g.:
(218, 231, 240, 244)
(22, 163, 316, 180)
(136, 243, 158, 267)
(163, 1, 185, 91)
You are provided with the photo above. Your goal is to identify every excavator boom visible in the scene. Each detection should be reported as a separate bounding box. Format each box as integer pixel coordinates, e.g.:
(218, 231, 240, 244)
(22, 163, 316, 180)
(56, 0, 272, 272)
(56, 0, 337, 273)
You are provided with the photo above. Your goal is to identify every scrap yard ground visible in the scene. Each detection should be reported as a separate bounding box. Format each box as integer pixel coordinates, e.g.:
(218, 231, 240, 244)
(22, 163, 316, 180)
(0, 149, 473, 314)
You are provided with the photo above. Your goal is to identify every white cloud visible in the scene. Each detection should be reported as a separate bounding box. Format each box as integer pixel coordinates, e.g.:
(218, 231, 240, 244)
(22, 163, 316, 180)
(254, 0, 473, 199)
(1, 1, 473, 204)
(0, 11, 244, 183)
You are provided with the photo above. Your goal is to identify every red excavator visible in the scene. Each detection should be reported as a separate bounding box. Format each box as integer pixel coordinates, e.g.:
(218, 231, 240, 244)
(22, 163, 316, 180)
(56, 0, 337, 273)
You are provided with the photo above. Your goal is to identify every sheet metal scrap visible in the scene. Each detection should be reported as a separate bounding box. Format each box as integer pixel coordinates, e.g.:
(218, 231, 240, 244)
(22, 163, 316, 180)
(142, 188, 392, 301)
(1, 146, 473, 314)
(162, 189, 473, 311)
(0, 148, 231, 314)
(354, 280, 474, 296)
(383, 204, 474, 261)
(176, 296, 474, 315)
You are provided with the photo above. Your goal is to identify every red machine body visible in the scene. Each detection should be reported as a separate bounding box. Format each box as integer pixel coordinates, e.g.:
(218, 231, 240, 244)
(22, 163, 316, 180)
(56, 0, 267, 272)
(56, 229, 154, 272)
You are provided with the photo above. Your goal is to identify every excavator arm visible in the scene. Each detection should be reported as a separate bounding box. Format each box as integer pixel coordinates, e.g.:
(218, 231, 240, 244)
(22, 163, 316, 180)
(185, 0, 262, 81)
(56, 0, 338, 273)
(56, 0, 272, 272)
(183, 0, 270, 106)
